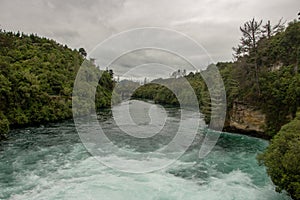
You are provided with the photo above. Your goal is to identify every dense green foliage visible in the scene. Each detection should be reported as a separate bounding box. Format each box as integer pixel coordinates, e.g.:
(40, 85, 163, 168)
(72, 60, 115, 116)
(0, 30, 114, 139)
(229, 20, 300, 135)
(132, 71, 218, 123)
(132, 73, 208, 111)
(258, 111, 300, 200)
(133, 21, 300, 137)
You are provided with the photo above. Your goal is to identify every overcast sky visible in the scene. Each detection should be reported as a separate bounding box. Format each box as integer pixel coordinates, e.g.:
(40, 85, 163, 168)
(0, 0, 299, 78)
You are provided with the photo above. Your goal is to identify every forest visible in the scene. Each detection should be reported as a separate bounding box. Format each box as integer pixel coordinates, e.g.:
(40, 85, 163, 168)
(133, 20, 300, 136)
(0, 31, 114, 140)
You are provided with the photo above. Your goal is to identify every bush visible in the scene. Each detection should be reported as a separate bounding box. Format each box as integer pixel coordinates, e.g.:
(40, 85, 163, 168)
(258, 111, 300, 200)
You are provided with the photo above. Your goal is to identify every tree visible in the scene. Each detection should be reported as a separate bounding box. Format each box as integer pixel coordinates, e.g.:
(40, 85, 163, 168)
(262, 19, 285, 39)
(233, 18, 262, 58)
(79, 47, 87, 57)
(233, 18, 263, 94)
(108, 69, 114, 79)
(258, 110, 300, 200)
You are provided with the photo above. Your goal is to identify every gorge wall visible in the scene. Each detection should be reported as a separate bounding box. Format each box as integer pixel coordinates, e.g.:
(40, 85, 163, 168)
(224, 101, 269, 139)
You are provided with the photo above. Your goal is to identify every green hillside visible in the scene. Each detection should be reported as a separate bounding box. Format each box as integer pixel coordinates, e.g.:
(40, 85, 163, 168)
(0, 31, 114, 139)
(133, 20, 300, 137)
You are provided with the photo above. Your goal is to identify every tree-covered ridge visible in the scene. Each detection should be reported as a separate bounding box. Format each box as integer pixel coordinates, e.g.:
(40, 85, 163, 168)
(0, 30, 114, 140)
(132, 72, 211, 121)
(132, 20, 300, 136)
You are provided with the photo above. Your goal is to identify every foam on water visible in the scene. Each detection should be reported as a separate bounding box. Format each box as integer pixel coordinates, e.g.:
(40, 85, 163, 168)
(5, 153, 290, 200)
(0, 104, 292, 200)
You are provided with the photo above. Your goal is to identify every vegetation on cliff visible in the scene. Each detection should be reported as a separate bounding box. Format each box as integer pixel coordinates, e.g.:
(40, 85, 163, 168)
(132, 20, 300, 137)
(229, 19, 300, 135)
(0, 30, 114, 139)
(258, 110, 300, 200)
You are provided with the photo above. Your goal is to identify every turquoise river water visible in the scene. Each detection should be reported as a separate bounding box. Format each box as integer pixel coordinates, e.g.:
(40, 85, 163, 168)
(0, 100, 292, 200)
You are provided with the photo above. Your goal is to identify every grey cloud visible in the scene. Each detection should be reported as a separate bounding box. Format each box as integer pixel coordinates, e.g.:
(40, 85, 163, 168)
(52, 29, 80, 38)
(0, 0, 299, 66)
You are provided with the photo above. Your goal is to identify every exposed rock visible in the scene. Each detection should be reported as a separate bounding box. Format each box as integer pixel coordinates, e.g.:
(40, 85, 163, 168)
(270, 61, 283, 72)
(224, 101, 269, 139)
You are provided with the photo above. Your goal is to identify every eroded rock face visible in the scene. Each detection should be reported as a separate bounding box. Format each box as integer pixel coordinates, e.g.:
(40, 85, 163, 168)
(227, 101, 266, 134)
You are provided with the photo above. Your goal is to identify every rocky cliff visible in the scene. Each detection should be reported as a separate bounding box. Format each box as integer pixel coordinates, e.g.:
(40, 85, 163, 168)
(224, 101, 269, 139)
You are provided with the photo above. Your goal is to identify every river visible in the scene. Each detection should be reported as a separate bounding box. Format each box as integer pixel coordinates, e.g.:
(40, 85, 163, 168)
(0, 100, 291, 200)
